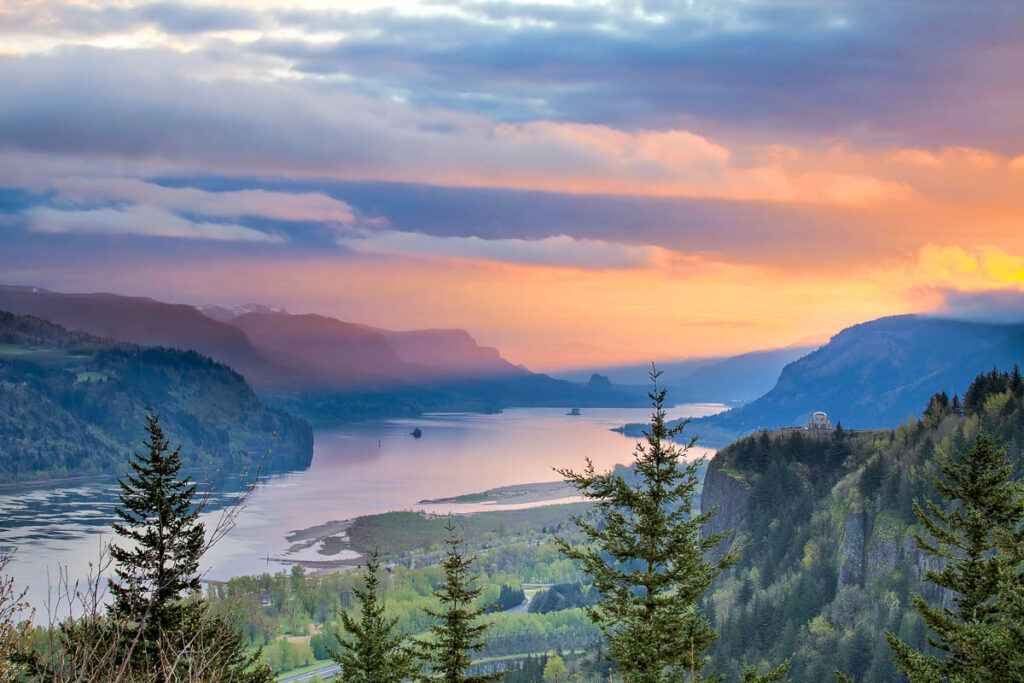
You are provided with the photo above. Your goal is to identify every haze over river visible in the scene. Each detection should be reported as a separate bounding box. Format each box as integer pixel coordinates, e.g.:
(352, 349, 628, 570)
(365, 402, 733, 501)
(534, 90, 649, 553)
(0, 404, 722, 619)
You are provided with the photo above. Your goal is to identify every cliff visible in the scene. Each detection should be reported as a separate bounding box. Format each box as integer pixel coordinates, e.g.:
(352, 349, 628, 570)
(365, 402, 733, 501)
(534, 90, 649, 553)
(697, 373, 1024, 681)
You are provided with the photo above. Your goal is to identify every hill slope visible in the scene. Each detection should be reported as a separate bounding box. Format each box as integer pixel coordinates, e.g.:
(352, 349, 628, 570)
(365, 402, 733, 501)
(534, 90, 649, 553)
(627, 315, 1024, 444)
(0, 311, 312, 483)
(0, 286, 295, 388)
(698, 368, 1024, 681)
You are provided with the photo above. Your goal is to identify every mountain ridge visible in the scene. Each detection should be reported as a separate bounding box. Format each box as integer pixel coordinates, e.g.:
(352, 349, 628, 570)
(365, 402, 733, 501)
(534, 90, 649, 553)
(620, 314, 1024, 445)
(0, 311, 313, 483)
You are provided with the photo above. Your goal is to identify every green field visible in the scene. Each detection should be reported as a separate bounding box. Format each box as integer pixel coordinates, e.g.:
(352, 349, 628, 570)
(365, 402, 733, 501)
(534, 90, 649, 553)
(0, 343, 37, 356)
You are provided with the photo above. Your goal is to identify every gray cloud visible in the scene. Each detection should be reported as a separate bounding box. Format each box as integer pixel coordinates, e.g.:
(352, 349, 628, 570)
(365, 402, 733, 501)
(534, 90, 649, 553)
(0, 0, 263, 37)
(257, 1, 1024, 150)
(929, 288, 1024, 324)
(25, 205, 283, 242)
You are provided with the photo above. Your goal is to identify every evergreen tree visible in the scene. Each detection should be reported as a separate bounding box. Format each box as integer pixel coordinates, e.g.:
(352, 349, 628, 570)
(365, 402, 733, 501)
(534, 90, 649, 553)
(885, 431, 1024, 681)
(109, 411, 205, 638)
(555, 368, 738, 683)
(333, 550, 419, 683)
(102, 411, 272, 681)
(416, 519, 503, 683)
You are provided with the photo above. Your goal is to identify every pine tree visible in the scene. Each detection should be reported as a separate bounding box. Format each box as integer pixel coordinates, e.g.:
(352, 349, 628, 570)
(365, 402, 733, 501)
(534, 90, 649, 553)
(416, 519, 502, 683)
(555, 367, 738, 683)
(109, 411, 205, 638)
(1011, 364, 1024, 396)
(885, 431, 1024, 680)
(333, 550, 419, 683)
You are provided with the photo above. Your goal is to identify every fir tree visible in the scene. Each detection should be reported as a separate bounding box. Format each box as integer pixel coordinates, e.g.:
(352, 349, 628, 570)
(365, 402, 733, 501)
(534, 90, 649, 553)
(885, 431, 1024, 680)
(416, 519, 502, 683)
(109, 411, 205, 638)
(555, 367, 738, 683)
(333, 550, 419, 683)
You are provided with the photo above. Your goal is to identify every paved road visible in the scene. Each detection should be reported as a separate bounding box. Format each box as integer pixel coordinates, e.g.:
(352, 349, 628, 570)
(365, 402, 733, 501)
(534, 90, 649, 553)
(278, 663, 340, 682)
(507, 583, 553, 615)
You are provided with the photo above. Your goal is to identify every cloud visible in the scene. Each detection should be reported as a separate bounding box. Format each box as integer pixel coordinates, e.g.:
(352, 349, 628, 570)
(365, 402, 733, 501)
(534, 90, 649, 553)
(0, 48, 911, 207)
(255, 0, 1024, 152)
(25, 205, 283, 242)
(338, 230, 669, 269)
(0, 0, 263, 38)
(928, 289, 1024, 324)
(50, 178, 357, 223)
(2, 1, 1023, 154)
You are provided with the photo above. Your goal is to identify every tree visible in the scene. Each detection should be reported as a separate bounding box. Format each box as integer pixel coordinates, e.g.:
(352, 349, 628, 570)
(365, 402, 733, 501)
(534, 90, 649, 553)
(543, 654, 569, 681)
(885, 431, 1024, 680)
(109, 410, 205, 639)
(333, 550, 419, 683)
(740, 660, 790, 683)
(555, 368, 738, 683)
(99, 411, 272, 681)
(416, 518, 502, 683)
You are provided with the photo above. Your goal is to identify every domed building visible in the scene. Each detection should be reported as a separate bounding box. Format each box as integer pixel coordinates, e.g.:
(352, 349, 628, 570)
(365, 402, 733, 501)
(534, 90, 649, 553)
(807, 411, 832, 431)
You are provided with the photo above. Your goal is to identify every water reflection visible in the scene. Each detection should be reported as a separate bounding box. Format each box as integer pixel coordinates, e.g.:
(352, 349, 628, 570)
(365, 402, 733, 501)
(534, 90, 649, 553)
(1, 404, 724, 618)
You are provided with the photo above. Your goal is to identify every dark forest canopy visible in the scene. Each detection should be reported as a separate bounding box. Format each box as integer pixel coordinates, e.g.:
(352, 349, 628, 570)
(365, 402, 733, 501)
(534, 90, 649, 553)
(0, 311, 312, 483)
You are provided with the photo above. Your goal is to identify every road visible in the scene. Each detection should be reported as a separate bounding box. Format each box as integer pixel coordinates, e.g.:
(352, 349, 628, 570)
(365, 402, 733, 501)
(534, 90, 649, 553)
(277, 663, 340, 682)
(507, 583, 553, 615)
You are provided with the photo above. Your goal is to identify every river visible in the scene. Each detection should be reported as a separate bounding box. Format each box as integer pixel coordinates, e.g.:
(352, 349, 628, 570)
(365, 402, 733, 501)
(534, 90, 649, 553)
(0, 403, 723, 620)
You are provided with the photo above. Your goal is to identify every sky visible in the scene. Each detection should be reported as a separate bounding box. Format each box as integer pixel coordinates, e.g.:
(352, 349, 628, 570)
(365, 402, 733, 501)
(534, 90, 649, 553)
(0, 0, 1023, 371)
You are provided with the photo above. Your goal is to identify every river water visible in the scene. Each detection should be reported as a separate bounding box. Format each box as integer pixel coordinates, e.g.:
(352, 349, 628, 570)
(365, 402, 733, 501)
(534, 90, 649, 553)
(0, 404, 723, 620)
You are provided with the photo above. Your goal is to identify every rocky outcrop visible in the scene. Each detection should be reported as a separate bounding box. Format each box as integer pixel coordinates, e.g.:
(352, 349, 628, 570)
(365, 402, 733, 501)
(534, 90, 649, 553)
(837, 505, 867, 590)
(700, 459, 750, 565)
(864, 513, 902, 587)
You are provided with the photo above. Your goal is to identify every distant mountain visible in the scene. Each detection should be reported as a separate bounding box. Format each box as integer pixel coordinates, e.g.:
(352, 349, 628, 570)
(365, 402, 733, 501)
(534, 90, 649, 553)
(639, 315, 1024, 445)
(204, 306, 526, 383)
(556, 357, 719, 386)
(1, 287, 641, 421)
(230, 312, 412, 388)
(666, 346, 819, 404)
(197, 303, 288, 323)
(0, 286, 293, 387)
(0, 311, 312, 483)
(374, 328, 526, 379)
(558, 344, 818, 405)
(0, 288, 521, 390)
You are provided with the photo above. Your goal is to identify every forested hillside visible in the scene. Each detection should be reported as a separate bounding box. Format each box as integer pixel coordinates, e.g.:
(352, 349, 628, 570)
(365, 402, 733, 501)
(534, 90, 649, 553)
(700, 366, 1024, 681)
(0, 311, 312, 483)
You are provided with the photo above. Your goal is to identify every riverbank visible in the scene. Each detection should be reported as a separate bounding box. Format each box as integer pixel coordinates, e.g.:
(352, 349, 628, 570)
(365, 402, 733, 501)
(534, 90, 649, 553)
(279, 501, 593, 571)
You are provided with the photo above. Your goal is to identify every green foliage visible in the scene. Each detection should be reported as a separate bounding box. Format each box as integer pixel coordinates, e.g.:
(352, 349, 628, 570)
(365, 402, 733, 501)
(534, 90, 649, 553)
(543, 654, 569, 681)
(333, 550, 420, 683)
(528, 583, 595, 614)
(415, 519, 504, 682)
(702, 365, 1024, 681)
(556, 370, 737, 683)
(741, 659, 790, 683)
(0, 554, 30, 680)
(109, 411, 206, 640)
(495, 584, 527, 612)
(885, 431, 1024, 681)
(0, 310, 312, 483)
(22, 414, 273, 682)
